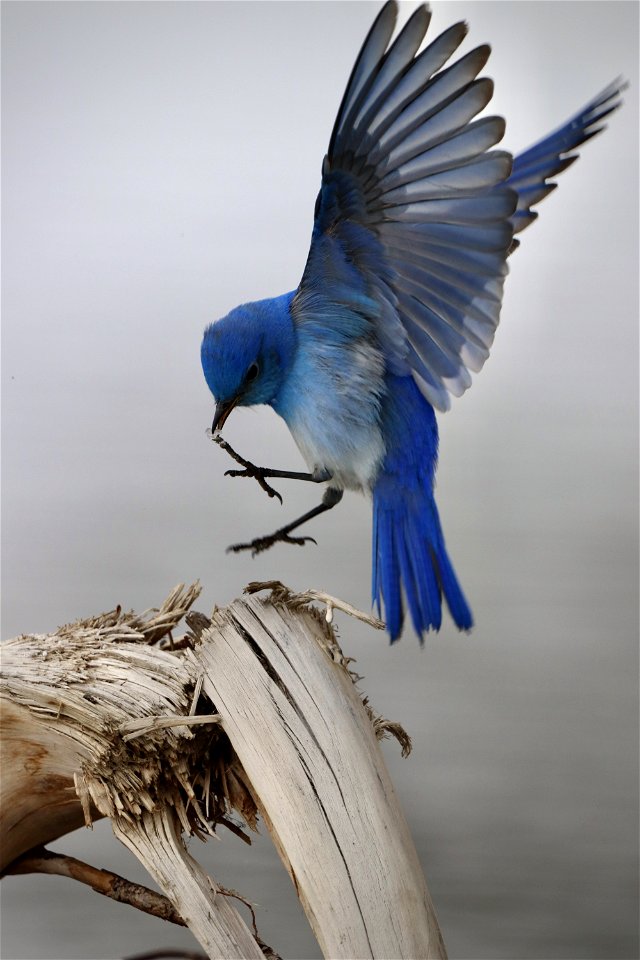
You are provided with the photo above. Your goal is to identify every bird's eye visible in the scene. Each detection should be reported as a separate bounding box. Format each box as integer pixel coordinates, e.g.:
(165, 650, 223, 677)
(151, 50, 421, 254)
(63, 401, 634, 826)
(245, 362, 259, 383)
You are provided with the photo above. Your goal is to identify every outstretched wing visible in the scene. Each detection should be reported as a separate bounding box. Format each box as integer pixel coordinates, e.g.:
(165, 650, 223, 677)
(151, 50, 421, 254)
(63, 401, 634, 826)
(505, 80, 625, 250)
(292, 2, 624, 411)
(292, 0, 516, 412)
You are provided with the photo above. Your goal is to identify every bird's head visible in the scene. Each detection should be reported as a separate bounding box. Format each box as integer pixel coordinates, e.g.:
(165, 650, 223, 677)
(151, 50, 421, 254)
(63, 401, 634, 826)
(201, 293, 296, 432)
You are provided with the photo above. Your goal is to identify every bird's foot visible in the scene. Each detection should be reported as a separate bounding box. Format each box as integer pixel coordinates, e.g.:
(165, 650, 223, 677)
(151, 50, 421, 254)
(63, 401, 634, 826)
(227, 529, 317, 558)
(224, 466, 283, 504)
(211, 434, 283, 504)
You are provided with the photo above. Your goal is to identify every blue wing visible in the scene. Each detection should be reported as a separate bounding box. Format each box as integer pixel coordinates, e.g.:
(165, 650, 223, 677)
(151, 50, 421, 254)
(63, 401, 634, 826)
(505, 80, 626, 249)
(292, 1, 624, 411)
(293, 1, 515, 412)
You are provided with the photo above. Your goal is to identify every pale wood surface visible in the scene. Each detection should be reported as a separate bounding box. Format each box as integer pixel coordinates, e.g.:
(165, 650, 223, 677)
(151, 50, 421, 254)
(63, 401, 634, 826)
(113, 809, 264, 960)
(1, 582, 447, 959)
(0, 585, 261, 957)
(195, 591, 447, 959)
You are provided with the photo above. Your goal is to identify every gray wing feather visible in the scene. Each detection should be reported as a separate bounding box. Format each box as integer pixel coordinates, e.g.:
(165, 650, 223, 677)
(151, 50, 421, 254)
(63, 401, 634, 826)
(297, 2, 623, 410)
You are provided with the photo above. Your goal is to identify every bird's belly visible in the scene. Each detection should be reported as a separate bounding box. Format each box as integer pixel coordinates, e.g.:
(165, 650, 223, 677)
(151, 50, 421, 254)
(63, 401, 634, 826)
(276, 386, 384, 492)
(273, 334, 386, 492)
(289, 415, 383, 492)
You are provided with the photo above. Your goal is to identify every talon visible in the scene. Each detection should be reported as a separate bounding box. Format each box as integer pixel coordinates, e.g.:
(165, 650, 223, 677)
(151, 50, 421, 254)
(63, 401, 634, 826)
(213, 436, 283, 502)
(226, 542, 251, 555)
(258, 483, 283, 504)
(223, 465, 282, 503)
(226, 532, 317, 556)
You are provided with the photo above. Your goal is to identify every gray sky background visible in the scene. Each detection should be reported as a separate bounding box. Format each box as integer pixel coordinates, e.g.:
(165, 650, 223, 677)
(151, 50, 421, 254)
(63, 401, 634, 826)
(2, 3, 638, 958)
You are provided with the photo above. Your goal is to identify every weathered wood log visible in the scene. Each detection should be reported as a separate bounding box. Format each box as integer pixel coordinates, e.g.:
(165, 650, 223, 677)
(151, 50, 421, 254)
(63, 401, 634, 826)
(1, 583, 208, 869)
(1, 582, 447, 959)
(1, 583, 263, 958)
(193, 584, 446, 959)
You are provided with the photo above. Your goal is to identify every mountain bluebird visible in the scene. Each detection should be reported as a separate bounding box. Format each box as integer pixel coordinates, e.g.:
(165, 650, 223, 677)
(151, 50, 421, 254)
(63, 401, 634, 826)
(201, 1, 623, 641)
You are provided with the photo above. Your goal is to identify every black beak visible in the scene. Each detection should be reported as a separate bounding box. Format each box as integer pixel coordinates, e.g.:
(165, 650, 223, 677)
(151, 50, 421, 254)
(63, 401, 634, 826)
(212, 398, 237, 433)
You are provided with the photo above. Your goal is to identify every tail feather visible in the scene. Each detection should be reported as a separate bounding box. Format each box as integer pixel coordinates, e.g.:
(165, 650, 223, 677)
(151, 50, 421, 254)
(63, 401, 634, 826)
(373, 502, 403, 640)
(374, 372, 473, 642)
(407, 512, 443, 632)
(430, 509, 473, 631)
(396, 515, 430, 633)
(373, 482, 473, 642)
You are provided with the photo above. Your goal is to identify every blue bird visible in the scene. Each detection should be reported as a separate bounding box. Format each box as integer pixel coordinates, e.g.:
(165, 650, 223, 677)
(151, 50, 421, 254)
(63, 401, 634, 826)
(201, 1, 623, 642)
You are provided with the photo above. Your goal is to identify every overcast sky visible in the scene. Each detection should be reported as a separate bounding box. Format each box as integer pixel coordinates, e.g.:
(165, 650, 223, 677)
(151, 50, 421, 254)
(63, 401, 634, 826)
(2, 3, 638, 958)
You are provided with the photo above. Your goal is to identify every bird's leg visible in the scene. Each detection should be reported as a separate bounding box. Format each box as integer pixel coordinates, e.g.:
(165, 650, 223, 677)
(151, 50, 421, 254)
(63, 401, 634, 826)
(211, 434, 331, 503)
(227, 488, 344, 557)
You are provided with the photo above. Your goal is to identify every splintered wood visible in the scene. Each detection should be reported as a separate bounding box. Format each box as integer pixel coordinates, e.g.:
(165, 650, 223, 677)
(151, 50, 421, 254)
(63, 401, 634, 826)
(1, 581, 447, 959)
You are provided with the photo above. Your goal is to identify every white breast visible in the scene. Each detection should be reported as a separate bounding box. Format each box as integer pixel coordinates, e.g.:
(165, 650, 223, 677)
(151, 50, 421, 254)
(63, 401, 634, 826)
(276, 337, 386, 492)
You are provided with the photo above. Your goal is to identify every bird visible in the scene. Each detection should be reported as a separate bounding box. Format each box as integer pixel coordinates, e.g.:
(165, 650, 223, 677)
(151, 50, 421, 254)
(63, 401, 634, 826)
(200, 1, 624, 643)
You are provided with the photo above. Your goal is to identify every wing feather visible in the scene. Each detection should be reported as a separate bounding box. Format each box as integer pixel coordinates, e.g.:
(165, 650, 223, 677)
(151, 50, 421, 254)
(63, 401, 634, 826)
(505, 80, 625, 243)
(294, 2, 625, 410)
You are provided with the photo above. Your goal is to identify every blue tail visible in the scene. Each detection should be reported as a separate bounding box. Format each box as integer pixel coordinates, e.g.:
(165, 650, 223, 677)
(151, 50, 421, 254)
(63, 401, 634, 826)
(372, 477, 473, 642)
(373, 375, 473, 643)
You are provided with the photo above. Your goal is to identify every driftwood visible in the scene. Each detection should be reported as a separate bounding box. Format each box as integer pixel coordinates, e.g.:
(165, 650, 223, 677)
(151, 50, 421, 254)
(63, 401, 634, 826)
(0, 581, 447, 959)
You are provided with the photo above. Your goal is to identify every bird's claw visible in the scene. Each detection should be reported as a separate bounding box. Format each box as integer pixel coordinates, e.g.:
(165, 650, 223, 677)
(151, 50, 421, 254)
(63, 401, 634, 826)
(212, 435, 283, 503)
(227, 532, 317, 558)
(223, 466, 283, 504)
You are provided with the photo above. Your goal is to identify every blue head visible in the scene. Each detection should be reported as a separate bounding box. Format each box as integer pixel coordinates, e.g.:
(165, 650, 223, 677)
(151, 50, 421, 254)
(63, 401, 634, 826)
(201, 292, 296, 431)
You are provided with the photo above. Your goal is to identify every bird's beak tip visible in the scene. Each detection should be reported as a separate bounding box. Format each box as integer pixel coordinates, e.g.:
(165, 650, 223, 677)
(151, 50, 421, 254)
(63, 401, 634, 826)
(212, 398, 236, 434)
